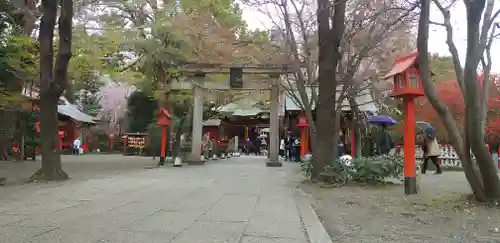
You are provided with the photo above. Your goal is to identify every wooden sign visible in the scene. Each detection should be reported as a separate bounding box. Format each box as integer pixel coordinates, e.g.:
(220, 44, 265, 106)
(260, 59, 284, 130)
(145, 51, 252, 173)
(124, 133, 148, 156)
(126, 135, 146, 149)
(230, 67, 243, 88)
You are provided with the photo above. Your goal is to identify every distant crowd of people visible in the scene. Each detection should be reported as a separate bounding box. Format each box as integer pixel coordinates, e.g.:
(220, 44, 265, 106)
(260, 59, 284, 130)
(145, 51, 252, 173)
(243, 135, 269, 156)
(280, 132, 301, 162)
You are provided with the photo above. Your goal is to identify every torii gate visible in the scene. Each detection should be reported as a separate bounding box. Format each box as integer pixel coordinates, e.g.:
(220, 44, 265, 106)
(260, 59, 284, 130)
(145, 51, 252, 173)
(170, 63, 294, 167)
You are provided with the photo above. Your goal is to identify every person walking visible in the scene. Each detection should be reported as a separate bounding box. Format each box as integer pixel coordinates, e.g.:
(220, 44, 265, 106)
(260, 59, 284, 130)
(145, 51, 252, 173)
(377, 124, 394, 155)
(279, 138, 285, 158)
(72, 137, 81, 155)
(421, 131, 442, 174)
(284, 133, 292, 161)
(244, 139, 251, 156)
(292, 135, 301, 162)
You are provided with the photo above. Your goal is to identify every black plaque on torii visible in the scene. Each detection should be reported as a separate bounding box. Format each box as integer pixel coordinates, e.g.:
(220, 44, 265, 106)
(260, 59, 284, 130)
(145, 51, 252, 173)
(230, 67, 243, 88)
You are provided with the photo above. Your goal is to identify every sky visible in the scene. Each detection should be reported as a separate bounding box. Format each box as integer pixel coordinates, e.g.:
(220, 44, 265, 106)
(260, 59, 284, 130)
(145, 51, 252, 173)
(241, 2, 500, 73)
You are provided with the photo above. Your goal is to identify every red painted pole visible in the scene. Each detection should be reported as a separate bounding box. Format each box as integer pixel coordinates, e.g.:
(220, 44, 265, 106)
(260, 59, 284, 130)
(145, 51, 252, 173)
(160, 127, 167, 163)
(300, 127, 306, 157)
(403, 97, 417, 194)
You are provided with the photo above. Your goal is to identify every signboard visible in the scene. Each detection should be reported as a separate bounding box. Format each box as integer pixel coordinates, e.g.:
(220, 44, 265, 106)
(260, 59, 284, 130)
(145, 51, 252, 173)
(127, 135, 146, 149)
(124, 133, 147, 156)
(230, 68, 243, 88)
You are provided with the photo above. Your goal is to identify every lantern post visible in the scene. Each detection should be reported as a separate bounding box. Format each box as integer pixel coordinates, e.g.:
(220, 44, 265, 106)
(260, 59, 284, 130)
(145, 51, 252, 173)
(296, 112, 310, 157)
(384, 52, 424, 195)
(157, 108, 172, 166)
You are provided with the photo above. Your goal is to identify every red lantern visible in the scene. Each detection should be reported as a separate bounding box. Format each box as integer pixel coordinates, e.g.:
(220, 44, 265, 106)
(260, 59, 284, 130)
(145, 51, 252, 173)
(157, 108, 172, 127)
(297, 113, 308, 127)
(386, 52, 425, 98)
(57, 131, 66, 138)
(296, 112, 309, 156)
(35, 121, 40, 133)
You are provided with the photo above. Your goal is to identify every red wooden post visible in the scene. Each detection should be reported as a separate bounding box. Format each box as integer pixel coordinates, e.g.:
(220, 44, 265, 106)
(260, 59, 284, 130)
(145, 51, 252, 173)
(160, 127, 167, 158)
(157, 108, 172, 164)
(297, 112, 309, 157)
(403, 97, 416, 186)
(58, 131, 65, 152)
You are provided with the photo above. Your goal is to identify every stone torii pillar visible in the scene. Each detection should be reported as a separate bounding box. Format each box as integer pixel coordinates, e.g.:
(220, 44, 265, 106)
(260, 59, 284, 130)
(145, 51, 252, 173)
(267, 75, 282, 167)
(187, 73, 205, 164)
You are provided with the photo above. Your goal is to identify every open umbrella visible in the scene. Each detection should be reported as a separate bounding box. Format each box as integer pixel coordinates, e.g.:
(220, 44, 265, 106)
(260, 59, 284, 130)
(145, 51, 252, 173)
(416, 121, 435, 134)
(368, 115, 398, 125)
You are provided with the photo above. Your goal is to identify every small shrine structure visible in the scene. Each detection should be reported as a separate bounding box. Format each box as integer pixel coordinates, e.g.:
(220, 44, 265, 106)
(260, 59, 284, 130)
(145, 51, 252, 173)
(21, 85, 97, 153)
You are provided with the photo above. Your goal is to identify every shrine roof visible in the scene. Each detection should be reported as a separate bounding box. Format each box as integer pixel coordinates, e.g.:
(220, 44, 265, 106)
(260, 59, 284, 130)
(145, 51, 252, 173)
(284, 86, 378, 112)
(203, 119, 222, 126)
(58, 97, 96, 124)
(383, 51, 418, 79)
(218, 97, 269, 117)
(21, 86, 97, 124)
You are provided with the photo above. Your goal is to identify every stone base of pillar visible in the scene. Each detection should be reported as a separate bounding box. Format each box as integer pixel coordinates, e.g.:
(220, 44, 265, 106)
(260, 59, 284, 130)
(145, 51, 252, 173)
(266, 161, 283, 167)
(185, 155, 205, 165)
(173, 157, 183, 167)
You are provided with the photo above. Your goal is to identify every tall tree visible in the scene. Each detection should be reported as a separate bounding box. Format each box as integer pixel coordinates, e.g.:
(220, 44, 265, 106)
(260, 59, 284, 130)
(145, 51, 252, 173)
(313, 0, 346, 177)
(418, 0, 500, 201)
(32, 0, 73, 180)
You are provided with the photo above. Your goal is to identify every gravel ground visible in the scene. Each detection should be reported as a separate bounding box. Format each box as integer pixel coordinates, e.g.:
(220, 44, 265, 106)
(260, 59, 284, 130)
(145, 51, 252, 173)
(301, 172, 500, 243)
(0, 154, 159, 185)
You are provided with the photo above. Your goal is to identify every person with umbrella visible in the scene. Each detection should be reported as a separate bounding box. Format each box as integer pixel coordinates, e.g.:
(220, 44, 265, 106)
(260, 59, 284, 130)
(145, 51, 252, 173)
(368, 115, 397, 155)
(418, 122, 442, 174)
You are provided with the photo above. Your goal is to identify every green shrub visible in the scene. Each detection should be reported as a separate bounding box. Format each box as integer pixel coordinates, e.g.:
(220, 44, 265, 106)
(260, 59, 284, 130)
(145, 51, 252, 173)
(321, 161, 352, 187)
(304, 154, 403, 186)
(300, 155, 313, 178)
(350, 155, 403, 182)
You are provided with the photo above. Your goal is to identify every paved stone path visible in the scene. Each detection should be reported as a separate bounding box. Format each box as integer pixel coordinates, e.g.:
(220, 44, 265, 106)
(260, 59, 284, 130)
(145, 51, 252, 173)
(0, 156, 311, 243)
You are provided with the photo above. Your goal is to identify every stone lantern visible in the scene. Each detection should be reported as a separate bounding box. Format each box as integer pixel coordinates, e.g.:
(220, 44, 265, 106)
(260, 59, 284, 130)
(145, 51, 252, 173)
(384, 51, 425, 195)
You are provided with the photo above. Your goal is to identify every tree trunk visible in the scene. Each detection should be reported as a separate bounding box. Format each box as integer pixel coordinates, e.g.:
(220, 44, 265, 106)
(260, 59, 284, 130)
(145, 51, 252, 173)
(32, 0, 73, 181)
(313, 0, 346, 179)
(32, 95, 68, 181)
(462, 0, 500, 199)
(0, 110, 13, 160)
(417, 0, 487, 201)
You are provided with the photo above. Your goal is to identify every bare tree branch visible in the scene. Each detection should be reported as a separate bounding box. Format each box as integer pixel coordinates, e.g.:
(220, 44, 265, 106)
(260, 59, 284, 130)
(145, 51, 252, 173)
(432, 0, 465, 94)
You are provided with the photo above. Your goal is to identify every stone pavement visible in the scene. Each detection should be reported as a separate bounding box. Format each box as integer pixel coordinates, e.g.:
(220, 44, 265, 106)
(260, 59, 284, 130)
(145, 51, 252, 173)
(0, 155, 320, 243)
